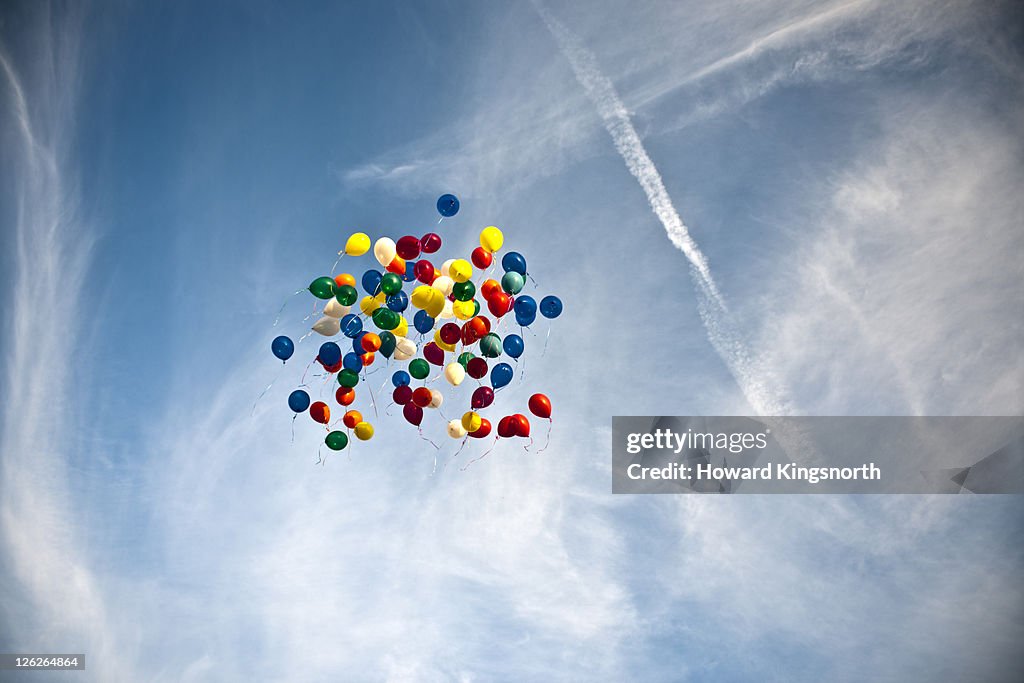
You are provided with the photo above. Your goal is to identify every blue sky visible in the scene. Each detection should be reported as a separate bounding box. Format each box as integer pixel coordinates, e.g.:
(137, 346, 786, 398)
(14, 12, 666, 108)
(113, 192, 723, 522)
(1, 0, 1022, 681)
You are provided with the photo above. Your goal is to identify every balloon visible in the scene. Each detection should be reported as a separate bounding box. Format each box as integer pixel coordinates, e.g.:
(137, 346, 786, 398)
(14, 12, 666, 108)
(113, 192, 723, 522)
(318, 341, 342, 366)
(436, 193, 459, 217)
(379, 331, 397, 358)
(470, 417, 492, 439)
(503, 334, 524, 359)
(528, 393, 552, 419)
(361, 270, 383, 295)
(466, 357, 488, 379)
(342, 353, 360, 375)
(412, 387, 432, 407)
(432, 275, 454, 298)
(288, 389, 310, 413)
(361, 351, 375, 366)
(336, 386, 356, 406)
(480, 333, 502, 358)
(403, 402, 423, 426)
(326, 430, 349, 450)
(511, 413, 531, 437)
(480, 279, 501, 301)
(402, 261, 417, 282)
(444, 362, 465, 386)
(501, 271, 524, 295)
(452, 281, 476, 302)
(437, 298, 454, 320)
(359, 294, 382, 316)
(373, 237, 397, 267)
(471, 247, 493, 269)
(428, 388, 444, 409)
(334, 273, 356, 289)
(309, 401, 330, 424)
(487, 292, 512, 317)
(433, 331, 456, 352)
(324, 299, 350, 318)
(372, 307, 400, 331)
(471, 386, 494, 409)
(501, 251, 527, 275)
(413, 309, 435, 334)
(447, 420, 467, 439)
(322, 360, 343, 373)
(458, 351, 475, 368)
(540, 295, 563, 319)
(393, 385, 413, 405)
(345, 232, 371, 256)
(461, 411, 482, 433)
(479, 226, 503, 253)
(449, 259, 473, 283)
(386, 290, 409, 312)
(334, 284, 358, 306)
(392, 370, 411, 387)
(312, 316, 340, 336)
(386, 256, 406, 275)
(309, 276, 335, 299)
(394, 315, 409, 338)
(453, 299, 475, 320)
(337, 368, 360, 388)
(394, 338, 417, 361)
(409, 358, 430, 380)
(396, 235, 421, 260)
(423, 341, 445, 366)
(361, 333, 382, 353)
(497, 416, 516, 438)
(343, 410, 363, 429)
(513, 294, 536, 319)
(414, 259, 436, 284)
(439, 323, 461, 345)
(491, 362, 514, 388)
(354, 422, 374, 440)
(340, 314, 363, 338)
(425, 295, 445, 320)
(271, 336, 294, 361)
(420, 232, 442, 254)
(515, 310, 536, 327)
(380, 273, 403, 295)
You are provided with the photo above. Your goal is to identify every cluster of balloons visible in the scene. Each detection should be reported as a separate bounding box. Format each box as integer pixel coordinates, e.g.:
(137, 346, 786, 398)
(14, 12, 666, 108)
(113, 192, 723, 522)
(269, 194, 562, 459)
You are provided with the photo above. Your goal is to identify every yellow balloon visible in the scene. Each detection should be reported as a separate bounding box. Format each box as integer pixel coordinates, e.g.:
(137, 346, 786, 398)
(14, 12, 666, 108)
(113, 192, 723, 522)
(461, 411, 482, 433)
(449, 259, 473, 283)
(480, 226, 503, 253)
(433, 330, 457, 352)
(359, 295, 382, 315)
(354, 422, 374, 441)
(452, 299, 475, 320)
(425, 294, 445, 319)
(393, 316, 408, 337)
(411, 285, 435, 309)
(345, 232, 371, 256)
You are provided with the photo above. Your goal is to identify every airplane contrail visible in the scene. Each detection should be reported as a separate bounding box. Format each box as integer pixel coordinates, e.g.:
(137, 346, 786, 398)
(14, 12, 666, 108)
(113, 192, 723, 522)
(533, 1, 788, 415)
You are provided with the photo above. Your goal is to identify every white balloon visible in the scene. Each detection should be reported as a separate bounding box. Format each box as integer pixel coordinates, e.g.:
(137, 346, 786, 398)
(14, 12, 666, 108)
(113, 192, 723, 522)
(312, 316, 340, 336)
(323, 299, 350, 318)
(438, 299, 454, 320)
(444, 362, 465, 386)
(440, 259, 455, 277)
(428, 389, 443, 409)
(373, 237, 397, 267)
(394, 338, 417, 361)
(431, 275, 454, 297)
(447, 419, 467, 439)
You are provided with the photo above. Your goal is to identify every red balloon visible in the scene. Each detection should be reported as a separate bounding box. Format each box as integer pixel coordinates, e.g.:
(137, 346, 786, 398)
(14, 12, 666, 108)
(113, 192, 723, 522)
(309, 401, 331, 425)
(386, 255, 406, 275)
(361, 351, 375, 366)
(466, 357, 488, 379)
(343, 409, 363, 429)
(414, 259, 436, 284)
(396, 235, 421, 260)
(461, 321, 479, 346)
(403, 402, 423, 426)
(336, 386, 356, 406)
(471, 386, 494, 409)
(393, 385, 413, 405)
(487, 292, 512, 317)
(480, 279, 501, 301)
(322, 360, 343, 373)
(512, 413, 531, 437)
(423, 341, 445, 366)
(420, 232, 442, 254)
(471, 247, 493, 269)
(361, 333, 382, 353)
(412, 387, 432, 408)
(439, 323, 461, 345)
(470, 417, 492, 439)
(497, 416, 516, 438)
(528, 393, 552, 419)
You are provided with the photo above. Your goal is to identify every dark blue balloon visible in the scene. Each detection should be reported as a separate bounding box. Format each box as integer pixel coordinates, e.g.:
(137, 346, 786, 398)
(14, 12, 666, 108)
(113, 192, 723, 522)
(343, 352, 362, 372)
(352, 331, 367, 354)
(318, 342, 342, 366)
(402, 261, 417, 282)
(515, 311, 536, 327)
(288, 389, 310, 413)
(436, 193, 459, 217)
(361, 269, 383, 295)
(271, 335, 294, 362)
(491, 362, 514, 389)
(392, 370, 411, 387)
(340, 314, 363, 338)
(501, 251, 527, 275)
(539, 295, 563, 319)
(513, 295, 537, 318)
(386, 290, 409, 312)
(502, 334, 524, 359)
(414, 309, 435, 334)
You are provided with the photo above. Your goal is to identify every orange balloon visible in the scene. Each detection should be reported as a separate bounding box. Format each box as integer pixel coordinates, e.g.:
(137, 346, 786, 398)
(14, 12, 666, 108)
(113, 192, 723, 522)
(335, 386, 356, 406)
(343, 410, 363, 429)
(361, 332, 382, 353)
(309, 402, 331, 425)
(361, 351, 375, 366)
(334, 273, 356, 288)
(386, 255, 406, 275)
(480, 279, 501, 301)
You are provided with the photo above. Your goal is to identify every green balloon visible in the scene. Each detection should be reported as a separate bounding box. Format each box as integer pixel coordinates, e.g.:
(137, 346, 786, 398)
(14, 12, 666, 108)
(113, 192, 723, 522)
(501, 271, 525, 295)
(334, 284, 358, 306)
(372, 307, 399, 330)
(379, 331, 397, 358)
(325, 431, 348, 451)
(310, 276, 336, 300)
(380, 272, 403, 295)
(480, 333, 502, 358)
(338, 368, 360, 387)
(458, 352, 475, 368)
(409, 358, 430, 380)
(472, 300, 480, 316)
(452, 281, 476, 302)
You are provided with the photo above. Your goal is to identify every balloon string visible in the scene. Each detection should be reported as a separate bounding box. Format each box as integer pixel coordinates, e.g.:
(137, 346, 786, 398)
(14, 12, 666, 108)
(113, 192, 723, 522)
(368, 376, 379, 419)
(524, 436, 534, 452)
(330, 251, 345, 276)
(273, 289, 305, 327)
(300, 358, 317, 385)
(290, 415, 296, 444)
(251, 366, 286, 416)
(461, 436, 499, 471)
(542, 325, 552, 357)
(298, 330, 314, 343)
(443, 438, 469, 472)
(536, 418, 553, 453)
(384, 402, 395, 416)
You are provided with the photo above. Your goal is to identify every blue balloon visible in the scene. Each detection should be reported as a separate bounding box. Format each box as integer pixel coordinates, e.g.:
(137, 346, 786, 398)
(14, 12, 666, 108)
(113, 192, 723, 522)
(343, 352, 362, 372)
(503, 334, 524, 359)
(288, 389, 310, 413)
(271, 335, 294, 362)
(501, 251, 527, 275)
(513, 295, 537, 318)
(340, 314, 363, 338)
(392, 370, 411, 387)
(491, 362, 514, 389)
(515, 311, 536, 327)
(414, 309, 435, 334)
(361, 269, 383, 295)
(386, 290, 409, 312)
(352, 331, 367, 354)
(437, 193, 460, 217)
(318, 341, 342, 366)
(539, 295, 563, 319)
(402, 261, 417, 282)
